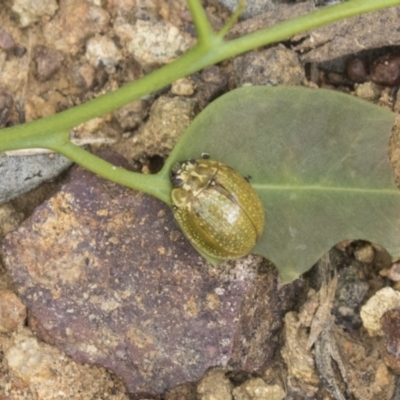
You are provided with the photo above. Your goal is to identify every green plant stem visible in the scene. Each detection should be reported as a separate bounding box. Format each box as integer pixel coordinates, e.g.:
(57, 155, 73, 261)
(217, 0, 246, 39)
(52, 139, 172, 204)
(186, 0, 214, 45)
(1, 0, 398, 146)
(0, 0, 399, 197)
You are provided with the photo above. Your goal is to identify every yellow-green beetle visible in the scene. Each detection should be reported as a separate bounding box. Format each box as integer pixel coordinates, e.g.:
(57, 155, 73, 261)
(170, 157, 265, 260)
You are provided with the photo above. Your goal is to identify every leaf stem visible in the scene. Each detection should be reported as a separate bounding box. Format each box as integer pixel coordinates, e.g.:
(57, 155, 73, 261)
(220, 0, 400, 58)
(186, 0, 215, 47)
(217, 0, 246, 39)
(51, 138, 172, 205)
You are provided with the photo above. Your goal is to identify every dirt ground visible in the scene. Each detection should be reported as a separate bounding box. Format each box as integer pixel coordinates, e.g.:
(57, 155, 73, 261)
(2, 0, 400, 399)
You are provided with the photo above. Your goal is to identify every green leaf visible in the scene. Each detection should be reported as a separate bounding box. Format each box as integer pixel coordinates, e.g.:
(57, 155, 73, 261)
(161, 86, 399, 282)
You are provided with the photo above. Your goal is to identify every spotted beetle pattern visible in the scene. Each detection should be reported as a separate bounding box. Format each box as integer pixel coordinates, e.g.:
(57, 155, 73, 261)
(171, 158, 265, 260)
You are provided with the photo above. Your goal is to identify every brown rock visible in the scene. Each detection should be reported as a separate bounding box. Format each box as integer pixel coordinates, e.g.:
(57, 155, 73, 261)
(34, 46, 64, 82)
(192, 66, 228, 110)
(0, 290, 26, 333)
(346, 58, 368, 83)
(371, 54, 400, 87)
(70, 63, 96, 89)
(2, 152, 299, 395)
(43, 0, 110, 55)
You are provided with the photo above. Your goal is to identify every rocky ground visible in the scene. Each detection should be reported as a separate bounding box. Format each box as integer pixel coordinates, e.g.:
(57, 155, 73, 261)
(2, 0, 400, 399)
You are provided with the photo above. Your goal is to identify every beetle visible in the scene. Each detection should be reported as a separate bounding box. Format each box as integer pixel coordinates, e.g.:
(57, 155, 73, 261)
(170, 157, 265, 260)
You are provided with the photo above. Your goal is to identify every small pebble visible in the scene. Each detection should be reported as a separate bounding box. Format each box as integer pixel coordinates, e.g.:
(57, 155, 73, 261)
(353, 242, 374, 263)
(12, 46, 27, 57)
(346, 57, 368, 83)
(388, 263, 400, 282)
(354, 81, 381, 100)
(34, 45, 64, 82)
(360, 287, 400, 336)
(171, 78, 195, 96)
(371, 54, 400, 86)
(70, 63, 96, 89)
(85, 35, 122, 74)
(0, 28, 15, 50)
(0, 290, 26, 333)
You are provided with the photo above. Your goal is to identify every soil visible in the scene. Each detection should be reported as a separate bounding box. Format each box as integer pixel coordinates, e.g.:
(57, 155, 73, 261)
(1, 0, 400, 399)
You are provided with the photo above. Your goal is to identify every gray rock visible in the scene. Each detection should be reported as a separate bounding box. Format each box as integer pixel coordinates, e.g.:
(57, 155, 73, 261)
(217, 0, 277, 20)
(0, 152, 71, 204)
(233, 45, 305, 87)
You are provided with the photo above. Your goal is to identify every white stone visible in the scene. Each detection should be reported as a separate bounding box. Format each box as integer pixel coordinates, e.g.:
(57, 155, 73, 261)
(86, 35, 122, 73)
(115, 19, 192, 67)
(171, 78, 196, 96)
(360, 287, 400, 336)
